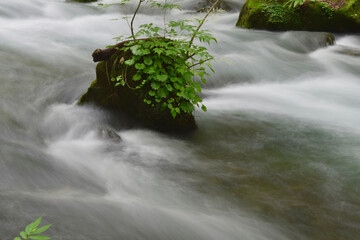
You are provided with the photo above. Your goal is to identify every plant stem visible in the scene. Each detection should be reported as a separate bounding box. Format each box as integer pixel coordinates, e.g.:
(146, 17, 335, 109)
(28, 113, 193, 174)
(163, 0, 167, 37)
(187, 0, 221, 53)
(187, 58, 213, 69)
(131, 0, 143, 40)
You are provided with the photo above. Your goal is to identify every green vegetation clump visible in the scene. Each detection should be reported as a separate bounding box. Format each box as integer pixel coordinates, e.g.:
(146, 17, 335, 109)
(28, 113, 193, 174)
(13, 217, 51, 240)
(263, 0, 300, 24)
(99, 0, 219, 118)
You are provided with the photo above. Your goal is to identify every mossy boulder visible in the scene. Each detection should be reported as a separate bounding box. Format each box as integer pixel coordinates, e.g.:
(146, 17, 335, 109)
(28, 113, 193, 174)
(237, 0, 360, 32)
(79, 49, 196, 132)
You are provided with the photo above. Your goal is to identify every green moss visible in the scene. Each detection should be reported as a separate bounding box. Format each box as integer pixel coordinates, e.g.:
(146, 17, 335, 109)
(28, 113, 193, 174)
(237, 0, 360, 32)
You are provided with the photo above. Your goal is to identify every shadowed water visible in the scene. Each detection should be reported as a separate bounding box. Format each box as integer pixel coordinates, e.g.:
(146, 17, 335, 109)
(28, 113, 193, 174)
(0, 0, 360, 239)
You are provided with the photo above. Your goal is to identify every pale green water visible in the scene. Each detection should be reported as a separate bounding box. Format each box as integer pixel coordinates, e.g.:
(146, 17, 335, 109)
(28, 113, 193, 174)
(0, 0, 360, 239)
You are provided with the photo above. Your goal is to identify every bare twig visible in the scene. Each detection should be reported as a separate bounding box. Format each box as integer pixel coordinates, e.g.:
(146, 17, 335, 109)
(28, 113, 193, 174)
(105, 60, 112, 86)
(123, 66, 137, 90)
(186, 53, 196, 60)
(131, 0, 144, 40)
(187, 58, 213, 69)
(187, 0, 221, 57)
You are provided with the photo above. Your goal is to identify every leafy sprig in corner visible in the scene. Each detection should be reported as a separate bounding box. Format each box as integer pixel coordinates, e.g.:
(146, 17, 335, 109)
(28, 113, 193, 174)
(14, 217, 52, 240)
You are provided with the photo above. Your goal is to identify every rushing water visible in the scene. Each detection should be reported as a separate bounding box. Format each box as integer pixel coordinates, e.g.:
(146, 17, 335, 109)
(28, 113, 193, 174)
(1, 0, 360, 239)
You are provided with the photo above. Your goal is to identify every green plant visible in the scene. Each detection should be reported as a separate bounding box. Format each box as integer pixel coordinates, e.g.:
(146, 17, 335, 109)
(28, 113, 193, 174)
(285, 0, 306, 8)
(320, 3, 335, 18)
(13, 217, 52, 240)
(263, 2, 294, 23)
(100, 0, 220, 118)
(285, 0, 318, 8)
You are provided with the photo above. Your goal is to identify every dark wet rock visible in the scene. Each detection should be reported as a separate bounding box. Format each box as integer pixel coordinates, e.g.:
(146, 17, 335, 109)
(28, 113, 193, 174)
(335, 46, 360, 56)
(275, 32, 335, 53)
(196, 0, 235, 12)
(96, 128, 122, 143)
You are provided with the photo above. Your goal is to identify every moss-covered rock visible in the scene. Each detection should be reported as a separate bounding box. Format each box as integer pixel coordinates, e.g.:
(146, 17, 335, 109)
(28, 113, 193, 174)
(79, 50, 197, 132)
(237, 0, 360, 32)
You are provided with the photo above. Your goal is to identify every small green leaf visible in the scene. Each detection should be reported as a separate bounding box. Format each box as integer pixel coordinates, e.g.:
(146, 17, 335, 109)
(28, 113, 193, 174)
(170, 109, 177, 119)
(157, 88, 169, 98)
(14, 237, 21, 240)
(173, 83, 181, 90)
(180, 102, 195, 113)
(170, 77, 179, 83)
(149, 90, 156, 96)
(143, 57, 153, 65)
(133, 74, 141, 81)
(185, 87, 196, 99)
(124, 58, 135, 66)
(201, 105, 207, 112)
(142, 49, 151, 55)
(135, 63, 145, 70)
(130, 45, 143, 55)
(183, 71, 193, 81)
(143, 67, 155, 74)
(25, 217, 42, 235)
(192, 82, 201, 92)
(153, 48, 164, 55)
(20, 231, 27, 239)
(31, 224, 52, 235)
(151, 82, 160, 90)
(201, 78, 207, 85)
(166, 84, 173, 92)
(156, 74, 168, 82)
(28, 235, 50, 240)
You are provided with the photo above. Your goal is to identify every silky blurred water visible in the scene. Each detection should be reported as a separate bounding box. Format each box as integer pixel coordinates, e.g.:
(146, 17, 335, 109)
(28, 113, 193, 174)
(1, 0, 360, 239)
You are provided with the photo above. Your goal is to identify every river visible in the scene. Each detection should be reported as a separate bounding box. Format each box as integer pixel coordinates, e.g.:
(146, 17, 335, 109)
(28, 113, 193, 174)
(0, 0, 360, 239)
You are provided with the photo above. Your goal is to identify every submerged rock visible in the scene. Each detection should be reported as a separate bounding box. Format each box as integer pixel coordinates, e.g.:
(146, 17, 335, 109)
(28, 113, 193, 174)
(237, 0, 360, 32)
(96, 127, 122, 143)
(79, 49, 196, 132)
(196, 0, 235, 12)
(335, 46, 360, 57)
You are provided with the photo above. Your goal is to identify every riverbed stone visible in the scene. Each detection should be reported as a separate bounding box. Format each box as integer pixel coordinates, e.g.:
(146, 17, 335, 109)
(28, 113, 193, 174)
(236, 0, 360, 32)
(79, 50, 197, 132)
(196, 0, 235, 12)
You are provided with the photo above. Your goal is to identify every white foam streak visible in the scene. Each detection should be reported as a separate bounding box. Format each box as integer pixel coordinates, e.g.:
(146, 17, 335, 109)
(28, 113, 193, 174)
(205, 75, 360, 132)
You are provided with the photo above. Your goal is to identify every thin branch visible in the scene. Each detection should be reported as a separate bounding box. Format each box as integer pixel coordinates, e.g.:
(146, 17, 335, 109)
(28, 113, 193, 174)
(123, 66, 137, 90)
(105, 60, 112, 86)
(186, 53, 196, 60)
(187, 0, 221, 56)
(187, 58, 213, 69)
(131, 0, 144, 40)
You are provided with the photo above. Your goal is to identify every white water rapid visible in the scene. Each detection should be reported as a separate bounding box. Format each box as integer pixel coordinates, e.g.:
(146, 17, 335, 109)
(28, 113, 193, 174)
(0, 0, 360, 239)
